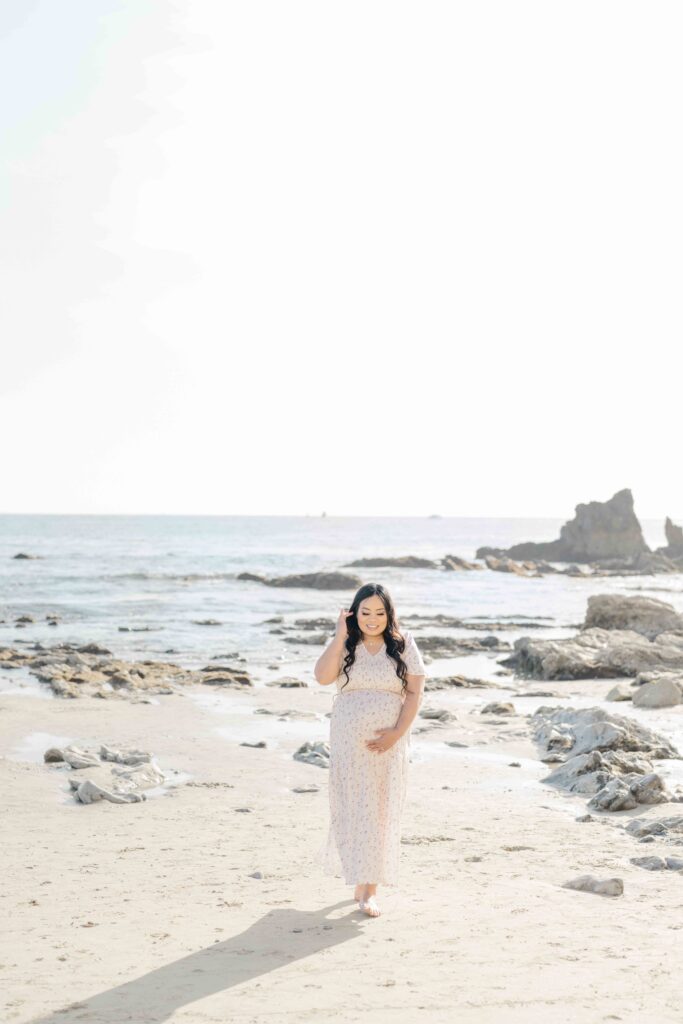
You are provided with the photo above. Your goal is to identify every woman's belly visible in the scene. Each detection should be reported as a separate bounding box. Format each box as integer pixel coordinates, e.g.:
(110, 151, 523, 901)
(330, 689, 409, 754)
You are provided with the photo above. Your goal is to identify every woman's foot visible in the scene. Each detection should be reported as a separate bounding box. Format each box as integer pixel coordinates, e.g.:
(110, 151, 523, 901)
(358, 895, 381, 917)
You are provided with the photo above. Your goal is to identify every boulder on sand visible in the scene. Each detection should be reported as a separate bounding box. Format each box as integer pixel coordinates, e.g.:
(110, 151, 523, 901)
(632, 675, 683, 709)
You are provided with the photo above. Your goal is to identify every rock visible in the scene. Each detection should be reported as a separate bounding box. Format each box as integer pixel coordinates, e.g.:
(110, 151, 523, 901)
(283, 633, 331, 646)
(425, 675, 497, 691)
(606, 681, 635, 701)
(583, 594, 683, 639)
(655, 517, 683, 558)
(502, 627, 683, 679)
(199, 666, 253, 687)
(99, 744, 152, 766)
(344, 556, 438, 569)
(442, 554, 483, 571)
(0, 641, 251, 700)
(625, 819, 672, 839)
(481, 701, 515, 715)
(576, 813, 594, 822)
(15, 615, 35, 624)
(66, 758, 165, 804)
(632, 676, 683, 708)
(240, 741, 267, 748)
(238, 571, 363, 590)
(43, 748, 65, 763)
(629, 772, 669, 804)
(588, 779, 636, 811)
(265, 676, 307, 688)
(502, 488, 648, 562)
(630, 856, 667, 871)
(484, 556, 534, 577)
(13, 552, 40, 559)
(192, 619, 223, 626)
(666, 857, 683, 870)
(563, 874, 623, 897)
(70, 779, 145, 804)
(543, 749, 656, 796)
(62, 745, 102, 769)
(665, 517, 683, 550)
(420, 707, 457, 722)
(587, 552, 681, 574)
(476, 546, 507, 559)
(293, 741, 330, 768)
(77, 643, 112, 655)
(418, 635, 511, 658)
(292, 784, 320, 793)
(533, 706, 679, 760)
(588, 772, 668, 812)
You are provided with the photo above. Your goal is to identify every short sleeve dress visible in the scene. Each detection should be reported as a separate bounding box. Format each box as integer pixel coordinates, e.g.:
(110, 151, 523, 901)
(314, 630, 428, 889)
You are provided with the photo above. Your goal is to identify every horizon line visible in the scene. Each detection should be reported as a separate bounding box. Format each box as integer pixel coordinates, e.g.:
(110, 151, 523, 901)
(0, 511, 678, 522)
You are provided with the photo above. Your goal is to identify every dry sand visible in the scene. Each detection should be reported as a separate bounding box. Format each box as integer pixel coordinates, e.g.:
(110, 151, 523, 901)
(2, 673, 683, 1024)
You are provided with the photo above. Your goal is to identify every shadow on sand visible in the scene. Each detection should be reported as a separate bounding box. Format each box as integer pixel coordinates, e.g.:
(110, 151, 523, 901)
(26, 900, 366, 1023)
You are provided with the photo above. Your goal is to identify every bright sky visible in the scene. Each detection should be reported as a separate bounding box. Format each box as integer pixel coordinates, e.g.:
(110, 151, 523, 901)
(1, 1, 681, 518)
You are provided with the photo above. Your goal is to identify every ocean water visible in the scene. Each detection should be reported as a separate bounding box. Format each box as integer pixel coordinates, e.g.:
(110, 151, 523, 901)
(0, 514, 680, 681)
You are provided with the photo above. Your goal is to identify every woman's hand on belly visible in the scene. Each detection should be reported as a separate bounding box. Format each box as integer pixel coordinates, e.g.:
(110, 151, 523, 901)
(366, 727, 400, 754)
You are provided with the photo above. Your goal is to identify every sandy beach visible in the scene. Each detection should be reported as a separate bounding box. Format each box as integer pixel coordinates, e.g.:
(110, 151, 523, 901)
(3, 657, 683, 1024)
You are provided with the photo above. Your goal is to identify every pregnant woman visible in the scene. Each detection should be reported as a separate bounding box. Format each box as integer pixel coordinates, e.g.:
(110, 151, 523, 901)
(313, 582, 427, 918)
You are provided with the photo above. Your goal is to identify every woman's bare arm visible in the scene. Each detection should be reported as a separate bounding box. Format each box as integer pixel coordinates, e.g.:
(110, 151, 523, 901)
(314, 633, 346, 685)
(391, 674, 425, 737)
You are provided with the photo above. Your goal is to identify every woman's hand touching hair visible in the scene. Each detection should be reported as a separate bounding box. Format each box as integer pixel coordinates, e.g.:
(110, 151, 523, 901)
(335, 607, 354, 641)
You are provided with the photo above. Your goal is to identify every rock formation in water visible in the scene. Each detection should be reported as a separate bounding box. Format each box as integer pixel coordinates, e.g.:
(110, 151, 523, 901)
(476, 488, 650, 563)
(655, 517, 683, 559)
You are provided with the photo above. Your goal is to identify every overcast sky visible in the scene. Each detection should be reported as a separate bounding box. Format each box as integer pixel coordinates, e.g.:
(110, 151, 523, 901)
(1, 1, 681, 518)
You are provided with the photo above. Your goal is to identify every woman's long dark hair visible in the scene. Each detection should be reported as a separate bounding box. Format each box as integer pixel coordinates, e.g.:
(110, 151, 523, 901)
(340, 583, 409, 696)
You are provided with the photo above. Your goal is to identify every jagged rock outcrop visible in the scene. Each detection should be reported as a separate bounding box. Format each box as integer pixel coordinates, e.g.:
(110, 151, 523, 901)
(501, 627, 683, 679)
(655, 517, 683, 560)
(587, 773, 668, 812)
(532, 706, 679, 760)
(582, 594, 683, 639)
(44, 742, 167, 804)
(484, 556, 536, 577)
(442, 554, 484, 571)
(476, 489, 649, 563)
(534, 707, 680, 812)
(543, 749, 656, 795)
(0, 643, 253, 698)
(665, 517, 683, 549)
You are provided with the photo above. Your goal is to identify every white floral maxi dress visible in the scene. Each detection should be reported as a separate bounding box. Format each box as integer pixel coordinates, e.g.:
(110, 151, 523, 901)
(314, 631, 428, 888)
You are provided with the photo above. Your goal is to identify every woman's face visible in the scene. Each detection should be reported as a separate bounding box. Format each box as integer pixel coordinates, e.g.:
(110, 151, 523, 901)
(357, 596, 388, 639)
